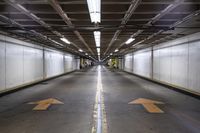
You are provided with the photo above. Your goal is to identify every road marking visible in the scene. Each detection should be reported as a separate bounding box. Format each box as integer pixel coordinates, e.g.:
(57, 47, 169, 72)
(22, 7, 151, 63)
(91, 66, 108, 133)
(28, 98, 63, 110)
(129, 98, 164, 113)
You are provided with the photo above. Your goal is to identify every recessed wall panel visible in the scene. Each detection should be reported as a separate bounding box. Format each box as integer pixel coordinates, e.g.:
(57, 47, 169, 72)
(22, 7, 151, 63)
(0, 40, 6, 91)
(159, 47, 171, 83)
(188, 41, 200, 93)
(23, 47, 37, 83)
(45, 51, 64, 78)
(34, 49, 43, 80)
(134, 50, 151, 78)
(153, 49, 160, 80)
(23, 47, 43, 83)
(6, 43, 23, 88)
(170, 44, 188, 88)
(124, 53, 133, 72)
(64, 54, 73, 72)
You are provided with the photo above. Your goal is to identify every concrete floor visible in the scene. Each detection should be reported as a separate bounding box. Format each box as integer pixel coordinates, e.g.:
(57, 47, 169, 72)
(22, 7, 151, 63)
(0, 66, 200, 133)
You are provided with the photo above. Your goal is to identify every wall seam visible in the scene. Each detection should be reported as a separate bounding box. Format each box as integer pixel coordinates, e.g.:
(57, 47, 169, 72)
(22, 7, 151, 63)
(187, 38, 190, 89)
(151, 46, 154, 79)
(4, 36, 7, 90)
(23, 44, 25, 84)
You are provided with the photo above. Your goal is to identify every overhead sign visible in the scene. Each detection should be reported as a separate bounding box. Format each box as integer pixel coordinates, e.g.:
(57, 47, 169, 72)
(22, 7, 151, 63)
(129, 98, 164, 113)
(28, 98, 63, 111)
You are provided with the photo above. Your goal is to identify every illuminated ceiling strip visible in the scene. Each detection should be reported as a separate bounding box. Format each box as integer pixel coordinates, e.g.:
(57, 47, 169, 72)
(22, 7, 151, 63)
(125, 38, 135, 44)
(94, 31, 101, 47)
(60, 37, 70, 44)
(87, 0, 101, 23)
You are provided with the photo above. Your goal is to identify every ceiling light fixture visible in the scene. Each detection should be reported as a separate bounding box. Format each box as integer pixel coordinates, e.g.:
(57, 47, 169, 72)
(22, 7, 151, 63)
(87, 0, 101, 23)
(97, 47, 100, 53)
(125, 37, 135, 44)
(98, 55, 100, 61)
(79, 49, 83, 52)
(94, 31, 101, 47)
(60, 37, 70, 44)
(115, 49, 119, 52)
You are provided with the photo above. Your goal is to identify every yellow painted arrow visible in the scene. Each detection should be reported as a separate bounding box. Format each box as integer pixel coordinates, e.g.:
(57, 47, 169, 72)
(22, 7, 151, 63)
(28, 98, 63, 110)
(128, 98, 164, 113)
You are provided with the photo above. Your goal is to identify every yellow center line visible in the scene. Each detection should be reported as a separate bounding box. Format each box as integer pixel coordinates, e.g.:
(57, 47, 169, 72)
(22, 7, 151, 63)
(91, 66, 108, 133)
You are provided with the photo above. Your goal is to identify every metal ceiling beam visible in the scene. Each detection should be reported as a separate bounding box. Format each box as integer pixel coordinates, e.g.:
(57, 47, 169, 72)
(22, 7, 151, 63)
(12, 18, 180, 22)
(103, 0, 141, 55)
(4, 0, 83, 54)
(0, 11, 191, 15)
(121, 9, 200, 54)
(115, 0, 186, 55)
(0, 1, 199, 5)
(0, 14, 66, 49)
(48, 0, 95, 56)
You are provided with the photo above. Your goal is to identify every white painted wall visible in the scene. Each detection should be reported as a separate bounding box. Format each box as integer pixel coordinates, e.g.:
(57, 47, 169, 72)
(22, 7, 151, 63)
(0, 39, 5, 91)
(0, 34, 78, 93)
(6, 43, 24, 88)
(64, 54, 74, 72)
(153, 48, 171, 83)
(188, 41, 200, 93)
(124, 53, 133, 72)
(133, 48, 152, 78)
(45, 50, 64, 78)
(23, 47, 43, 84)
(123, 32, 200, 94)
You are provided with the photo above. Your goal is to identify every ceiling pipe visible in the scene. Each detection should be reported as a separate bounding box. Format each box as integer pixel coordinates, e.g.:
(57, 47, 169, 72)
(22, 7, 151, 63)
(48, 0, 95, 56)
(4, 0, 83, 54)
(103, 0, 141, 56)
(0, 15, 82, 55)
(2, 1, 199, 5)
(121, 9, 200, 54)
(116, 0, 185, 54)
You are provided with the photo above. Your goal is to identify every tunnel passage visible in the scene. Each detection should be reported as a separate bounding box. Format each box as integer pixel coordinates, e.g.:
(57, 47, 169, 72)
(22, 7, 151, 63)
(0, 0, 200, 133)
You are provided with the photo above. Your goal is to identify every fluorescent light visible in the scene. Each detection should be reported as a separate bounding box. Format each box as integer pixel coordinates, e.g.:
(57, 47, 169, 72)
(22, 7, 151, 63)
(98, 55, 100, 61)
(87, 0, 101, 23)
(85, 53, 88, 55)
(110, 53, 113, 55)
(94, 31, 101, 47)
(125, 38, 135, 44)
(60, 37, 70, 44)
(79, 49, 83, 52)
(114, 49, 119, 52)
(97, 48, 100, 53)
(51, 39, 64, 47)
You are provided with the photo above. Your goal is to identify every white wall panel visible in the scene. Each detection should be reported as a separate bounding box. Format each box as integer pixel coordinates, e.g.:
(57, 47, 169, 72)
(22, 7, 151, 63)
(34, 49, 44, 80)
(159, 47, 171, 83)
(0, 34, 78, 93)
(171, 44, 188, 88)
(45, 51, 64, 78)
(124, 53, 133, 72)
(123, 32, 200, 94)
(0, 40, 6, 91)
(64, 54, 74, 72)
(6, 43, 24, 88)
(72, 57, 77, 70)
(188, 41, 200, 93)
(23, 47, 43, 83)
(23, 47, 37, 83)
(153, 49, 160, 80)
(76, 58, 80, 70)
(134, 50, 151, 78)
